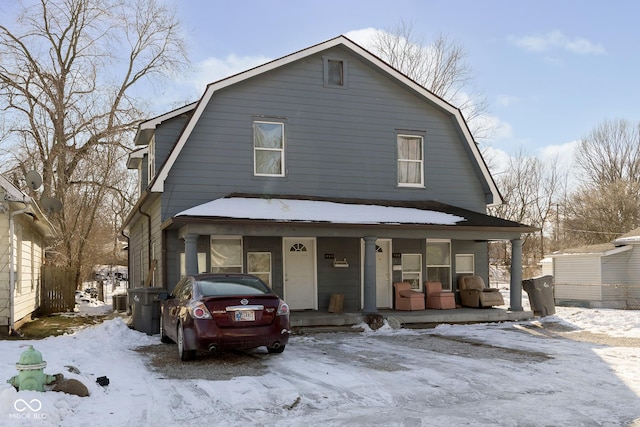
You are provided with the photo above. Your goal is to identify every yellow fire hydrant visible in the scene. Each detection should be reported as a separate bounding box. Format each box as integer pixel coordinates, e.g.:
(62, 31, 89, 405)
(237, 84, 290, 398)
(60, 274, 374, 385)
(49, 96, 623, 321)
(6, 345, 57, 392)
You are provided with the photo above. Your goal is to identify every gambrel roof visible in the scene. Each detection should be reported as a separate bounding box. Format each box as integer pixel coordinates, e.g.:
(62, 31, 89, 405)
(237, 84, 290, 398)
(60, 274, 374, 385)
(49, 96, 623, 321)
(134, 35, 502, 205)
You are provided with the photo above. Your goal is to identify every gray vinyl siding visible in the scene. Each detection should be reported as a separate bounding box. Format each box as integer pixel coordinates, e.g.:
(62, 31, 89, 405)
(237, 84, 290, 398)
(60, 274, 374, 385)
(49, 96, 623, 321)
(160, 46, 487, 221)
(554, 255, 601, 285)
(243, 236, 284, 298)
(624, 246, 640, 285)
(154, 114, 190, 174)
(602, 250, 631, 284)
(317, 237, 361, 312)
(452, 240, 489, 287)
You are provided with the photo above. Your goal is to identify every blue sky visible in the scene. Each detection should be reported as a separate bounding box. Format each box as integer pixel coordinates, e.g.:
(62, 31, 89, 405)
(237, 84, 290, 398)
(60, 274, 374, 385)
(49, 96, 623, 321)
(3, 0, 638, 171)
(165, 0, 640, 171)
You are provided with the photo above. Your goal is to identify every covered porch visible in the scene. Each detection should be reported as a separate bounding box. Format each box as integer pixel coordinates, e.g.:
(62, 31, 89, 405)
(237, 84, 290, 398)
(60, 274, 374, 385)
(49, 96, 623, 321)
(291, 306, 533, 328)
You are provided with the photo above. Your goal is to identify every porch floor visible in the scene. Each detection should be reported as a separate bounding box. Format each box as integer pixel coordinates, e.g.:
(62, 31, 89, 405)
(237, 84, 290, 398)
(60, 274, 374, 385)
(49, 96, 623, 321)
(290, 307, 534, 329)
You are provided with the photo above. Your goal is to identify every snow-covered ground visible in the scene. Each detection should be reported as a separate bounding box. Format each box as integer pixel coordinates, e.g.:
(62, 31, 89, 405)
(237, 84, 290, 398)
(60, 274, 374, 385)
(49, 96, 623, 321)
(1, 291, 639, 426)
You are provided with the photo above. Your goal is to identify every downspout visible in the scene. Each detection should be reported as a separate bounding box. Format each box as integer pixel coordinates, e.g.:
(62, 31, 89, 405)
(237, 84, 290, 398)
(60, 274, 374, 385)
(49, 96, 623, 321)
(138, 205, 152, 286)
(121, 229, 130, 289)
(9, 206, 30, 335)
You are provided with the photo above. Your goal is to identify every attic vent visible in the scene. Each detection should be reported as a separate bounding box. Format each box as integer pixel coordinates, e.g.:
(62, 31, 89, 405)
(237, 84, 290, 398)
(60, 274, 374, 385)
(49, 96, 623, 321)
(323, 57, 348, 88)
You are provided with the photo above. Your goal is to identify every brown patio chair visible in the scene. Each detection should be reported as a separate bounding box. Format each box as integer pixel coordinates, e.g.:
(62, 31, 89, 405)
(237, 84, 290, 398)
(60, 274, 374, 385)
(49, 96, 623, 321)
(393, 282, 425, 311)
(458, 275, 504, 308)
(424, 281, 456, 309)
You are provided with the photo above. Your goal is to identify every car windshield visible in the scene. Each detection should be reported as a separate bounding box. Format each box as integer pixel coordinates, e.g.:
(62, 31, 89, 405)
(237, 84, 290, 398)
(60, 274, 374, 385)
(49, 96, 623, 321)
(196, 277, 271, 297)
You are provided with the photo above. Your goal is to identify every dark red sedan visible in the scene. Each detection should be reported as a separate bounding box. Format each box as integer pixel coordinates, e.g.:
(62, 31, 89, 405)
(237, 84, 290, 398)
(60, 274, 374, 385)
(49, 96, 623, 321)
(159, 273, 290, 361)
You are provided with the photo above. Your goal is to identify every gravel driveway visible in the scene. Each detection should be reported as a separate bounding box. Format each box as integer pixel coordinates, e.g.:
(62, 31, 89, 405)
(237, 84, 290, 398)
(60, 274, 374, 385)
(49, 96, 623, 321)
(136, 325, 559, 381)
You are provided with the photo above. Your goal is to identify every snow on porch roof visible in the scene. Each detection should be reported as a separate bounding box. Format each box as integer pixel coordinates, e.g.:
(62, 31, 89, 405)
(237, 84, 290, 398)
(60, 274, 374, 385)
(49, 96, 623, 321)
(176, 197, 465, 225)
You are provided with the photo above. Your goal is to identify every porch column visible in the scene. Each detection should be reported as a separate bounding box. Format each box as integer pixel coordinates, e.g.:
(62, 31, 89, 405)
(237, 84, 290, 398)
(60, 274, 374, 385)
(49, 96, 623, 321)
(509, 238, 523, 311)
(184, 233, 199, 275)
(363, 236, 378, 314)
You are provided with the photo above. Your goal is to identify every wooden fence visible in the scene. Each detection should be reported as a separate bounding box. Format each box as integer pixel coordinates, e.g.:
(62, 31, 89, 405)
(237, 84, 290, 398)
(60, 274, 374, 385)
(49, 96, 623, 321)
(41, 265, 76, 315)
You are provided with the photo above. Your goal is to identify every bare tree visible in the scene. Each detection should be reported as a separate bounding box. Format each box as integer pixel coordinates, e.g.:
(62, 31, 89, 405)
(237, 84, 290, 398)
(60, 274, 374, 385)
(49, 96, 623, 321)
(368, 20, 491, 140)
(560, 119, 640, 246)
(0, 0, 188, 288)
(489, 150, 568, 272)
(575, 119, 640, 186)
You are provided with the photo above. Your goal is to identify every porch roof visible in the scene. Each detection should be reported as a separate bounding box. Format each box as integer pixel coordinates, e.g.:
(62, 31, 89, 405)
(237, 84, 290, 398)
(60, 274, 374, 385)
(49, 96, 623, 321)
(173, 194, 536, 233)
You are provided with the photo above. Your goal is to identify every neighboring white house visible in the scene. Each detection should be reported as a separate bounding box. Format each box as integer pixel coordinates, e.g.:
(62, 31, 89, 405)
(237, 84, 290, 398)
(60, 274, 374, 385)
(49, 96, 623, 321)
(547, 227, 640, 309)
(0, 175, 56, 333)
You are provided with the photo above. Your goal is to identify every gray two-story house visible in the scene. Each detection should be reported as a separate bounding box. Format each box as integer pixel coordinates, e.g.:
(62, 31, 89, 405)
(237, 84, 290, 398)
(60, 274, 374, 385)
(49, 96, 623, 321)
(123, 36, 534, 315)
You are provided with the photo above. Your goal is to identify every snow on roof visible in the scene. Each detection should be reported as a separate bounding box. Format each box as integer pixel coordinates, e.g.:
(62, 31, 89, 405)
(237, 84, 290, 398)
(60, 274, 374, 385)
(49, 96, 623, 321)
(176, 197, 465, 225)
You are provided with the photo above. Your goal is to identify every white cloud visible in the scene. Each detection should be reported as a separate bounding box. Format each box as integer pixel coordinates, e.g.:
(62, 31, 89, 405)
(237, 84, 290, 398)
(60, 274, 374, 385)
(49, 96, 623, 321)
(509, 31, 605, 55)
(344, 28, 378, 49)
(539, 139, 579, 166)
(190, 54, 272, 93)
(496, 94, 519, 107)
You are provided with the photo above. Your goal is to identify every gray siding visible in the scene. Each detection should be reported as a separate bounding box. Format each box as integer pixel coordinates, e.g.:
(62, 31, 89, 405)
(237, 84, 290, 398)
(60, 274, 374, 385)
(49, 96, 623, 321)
(161, 46, 487, 221)
(624, 245, 640, 285)
(602, 250, 631, 284)
(554, 255, 601, 284)
(243, 236, 284, 297)
(317, 237, 361, 311)
(154, 114, 190, 176)
(452, 240, 489, 287)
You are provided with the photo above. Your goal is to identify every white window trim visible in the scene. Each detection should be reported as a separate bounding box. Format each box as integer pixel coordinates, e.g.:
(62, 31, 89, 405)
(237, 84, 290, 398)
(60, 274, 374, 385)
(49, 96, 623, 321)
(397, 134, 424, 187)
(254, 121, 285, 177)
(401, 253, 423, 291)
(427, 239, 452, 290)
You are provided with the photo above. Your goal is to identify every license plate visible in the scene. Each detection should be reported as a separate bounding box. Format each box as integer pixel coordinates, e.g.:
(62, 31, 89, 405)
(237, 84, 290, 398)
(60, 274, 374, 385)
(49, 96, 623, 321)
(234, 311, 255, 321)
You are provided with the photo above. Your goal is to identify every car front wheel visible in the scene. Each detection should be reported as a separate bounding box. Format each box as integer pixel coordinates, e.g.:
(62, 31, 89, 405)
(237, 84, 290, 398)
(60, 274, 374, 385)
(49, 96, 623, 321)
(177, 323, 195, 361)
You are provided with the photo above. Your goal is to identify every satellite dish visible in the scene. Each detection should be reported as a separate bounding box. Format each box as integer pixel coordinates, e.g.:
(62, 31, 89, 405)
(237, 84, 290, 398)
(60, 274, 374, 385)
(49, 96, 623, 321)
(25, 170, 43, 191)
(40, 196, 62, 214)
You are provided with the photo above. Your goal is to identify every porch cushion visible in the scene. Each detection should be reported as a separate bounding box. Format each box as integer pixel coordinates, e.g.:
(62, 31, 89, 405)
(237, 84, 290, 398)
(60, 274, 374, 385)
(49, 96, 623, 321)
(399, 290, 423, 298)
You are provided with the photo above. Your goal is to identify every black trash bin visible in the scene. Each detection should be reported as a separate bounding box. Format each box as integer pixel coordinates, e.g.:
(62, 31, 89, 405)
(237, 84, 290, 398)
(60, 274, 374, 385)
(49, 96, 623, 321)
(127, 287, 166, 335)
(522, 275, 555, 317)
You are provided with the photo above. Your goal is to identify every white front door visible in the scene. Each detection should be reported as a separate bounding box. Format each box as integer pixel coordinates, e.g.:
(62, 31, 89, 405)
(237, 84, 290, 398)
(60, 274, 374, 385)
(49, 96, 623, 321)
(283, 238, 317, 310)
(375, 239, 392, 308)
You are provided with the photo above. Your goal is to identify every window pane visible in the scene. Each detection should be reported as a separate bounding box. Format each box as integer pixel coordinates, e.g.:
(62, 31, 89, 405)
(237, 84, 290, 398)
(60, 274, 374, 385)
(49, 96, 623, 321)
(398, 161, 421, 184)
(211, 238, 242, 270)
(402, 254, 421, 271)
(248, 253, 270, 272)
(402, 273, 421, 290)
(397, 136, 422, 160)
(255, 122, 282, 148)
(255, 150, 282, 175)
(456, 254, 474, 273)
(211, 266, 242, 274)
(427, 242, 450, 265)
(427, 267, 450, 288)
(328, 60, 343, 85)
(398, 135, 423, 185)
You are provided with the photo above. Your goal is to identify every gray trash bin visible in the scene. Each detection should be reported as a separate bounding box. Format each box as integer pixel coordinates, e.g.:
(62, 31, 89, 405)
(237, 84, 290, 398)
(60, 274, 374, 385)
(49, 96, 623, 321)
(128, 287, 166, 335)
(522, 275, 555, 317)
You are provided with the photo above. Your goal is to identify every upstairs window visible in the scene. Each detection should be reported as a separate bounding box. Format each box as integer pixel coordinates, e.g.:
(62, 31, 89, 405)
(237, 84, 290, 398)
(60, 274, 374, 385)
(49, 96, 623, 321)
(397, 134, 424, 187)
(323, 57, 348, 88)
(254, 121, 284, 176)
